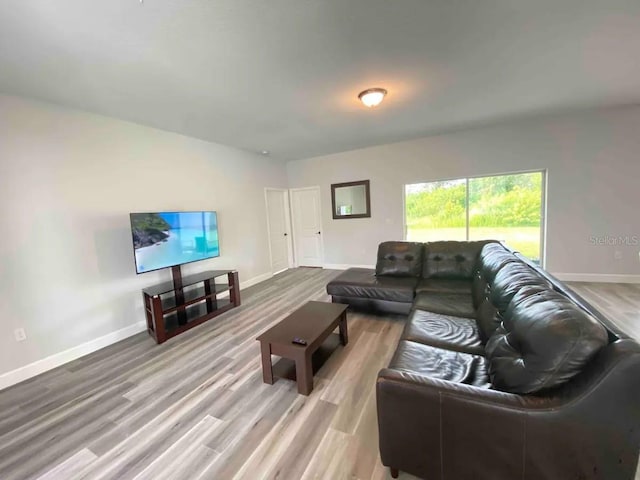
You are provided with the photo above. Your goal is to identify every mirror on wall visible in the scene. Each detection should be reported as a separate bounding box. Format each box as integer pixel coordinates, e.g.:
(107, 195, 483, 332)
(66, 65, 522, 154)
(331, 180, 371, 219)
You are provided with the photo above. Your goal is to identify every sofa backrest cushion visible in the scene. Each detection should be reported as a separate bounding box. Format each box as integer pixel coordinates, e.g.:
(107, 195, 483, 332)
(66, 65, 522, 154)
(475, 298, 500, 342)
(486, 288, 609, 394)
(471, 269, 488, 309)
(478, 242, 519, 282)
(490, 262, 551, 314)
(375, 241, 424, 277)
(423, 241, 493, 280)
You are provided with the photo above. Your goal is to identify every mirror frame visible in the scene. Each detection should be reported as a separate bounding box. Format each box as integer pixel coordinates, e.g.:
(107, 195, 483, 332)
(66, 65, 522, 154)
(331, 180, 371, 219)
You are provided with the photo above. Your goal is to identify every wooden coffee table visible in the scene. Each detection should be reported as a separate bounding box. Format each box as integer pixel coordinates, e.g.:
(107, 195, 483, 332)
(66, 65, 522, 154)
(256, 301, 348, 395)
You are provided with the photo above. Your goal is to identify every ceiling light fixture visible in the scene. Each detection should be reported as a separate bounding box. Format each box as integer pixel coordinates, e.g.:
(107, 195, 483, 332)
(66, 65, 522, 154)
(358, 88, 387, 107)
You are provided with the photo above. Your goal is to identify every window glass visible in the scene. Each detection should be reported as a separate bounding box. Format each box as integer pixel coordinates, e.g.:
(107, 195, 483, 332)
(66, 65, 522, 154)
(405, 179, 466, 242)
(405, 172, 544, 263)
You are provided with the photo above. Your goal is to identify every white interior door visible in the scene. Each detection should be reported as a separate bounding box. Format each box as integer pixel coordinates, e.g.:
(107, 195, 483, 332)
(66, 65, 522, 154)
(290, 186, 324, 267)
(265, 188, 293, 274)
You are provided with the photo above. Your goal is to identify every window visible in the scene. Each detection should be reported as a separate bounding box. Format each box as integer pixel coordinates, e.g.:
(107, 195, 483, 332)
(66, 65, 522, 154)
(405, 171, 545, 263)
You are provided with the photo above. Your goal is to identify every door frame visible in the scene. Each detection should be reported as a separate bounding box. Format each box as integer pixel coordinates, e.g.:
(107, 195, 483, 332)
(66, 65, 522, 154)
(264, 187, 294, 274)
(289, 186, 325, 268)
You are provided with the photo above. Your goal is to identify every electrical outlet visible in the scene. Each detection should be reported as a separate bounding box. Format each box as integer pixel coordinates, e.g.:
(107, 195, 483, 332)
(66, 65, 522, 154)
(14, 328, 27, 342)
(614, 251, 623, 260)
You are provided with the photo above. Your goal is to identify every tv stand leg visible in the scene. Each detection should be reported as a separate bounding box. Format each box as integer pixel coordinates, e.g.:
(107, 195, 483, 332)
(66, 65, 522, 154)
(204, 279, 217, 313)
(151, 295, 166, 344)
(172, 265, 187, 325)
(229, 271, 241, 306)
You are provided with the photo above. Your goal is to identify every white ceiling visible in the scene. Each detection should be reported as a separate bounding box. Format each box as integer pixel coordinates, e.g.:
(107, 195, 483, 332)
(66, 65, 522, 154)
(1, 1, 640, 160)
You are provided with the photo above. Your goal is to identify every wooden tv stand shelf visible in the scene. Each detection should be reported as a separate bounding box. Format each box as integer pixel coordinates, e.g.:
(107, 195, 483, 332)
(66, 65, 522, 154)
(142, 267, 240, 344)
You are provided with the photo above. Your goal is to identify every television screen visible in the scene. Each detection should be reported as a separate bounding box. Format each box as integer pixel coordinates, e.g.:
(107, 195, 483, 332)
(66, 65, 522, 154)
(130, 211, 220, 274)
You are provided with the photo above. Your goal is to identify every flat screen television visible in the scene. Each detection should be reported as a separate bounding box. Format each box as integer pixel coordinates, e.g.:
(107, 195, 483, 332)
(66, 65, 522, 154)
(130, 211, 220, 274)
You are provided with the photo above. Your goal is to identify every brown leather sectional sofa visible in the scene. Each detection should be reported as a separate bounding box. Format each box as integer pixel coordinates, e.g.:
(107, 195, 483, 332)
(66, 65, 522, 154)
(326, 240, 640, 480)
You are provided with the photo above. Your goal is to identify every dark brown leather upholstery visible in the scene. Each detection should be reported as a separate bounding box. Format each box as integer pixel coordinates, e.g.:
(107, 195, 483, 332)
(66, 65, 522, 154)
(388, 340, 489, 387)
(489, 261, 550, 313)
(413, 291, 475, 318)
(378, 339, 640, 480)
(471, 241, 518, 308)
(402, 309, 484, 355)
(477, 242, 519, 279)
(486, 288, 609, 394)
(329, 295, 413, 315)
(470, 269, 488, 308)
(415, 278, 472, 295)
(475, 297, 500, 341)
(327, 240, 640, 480)
(422, 240, 490, 279)
(326, 267, 417, 303)
(375, 241, 423, 277)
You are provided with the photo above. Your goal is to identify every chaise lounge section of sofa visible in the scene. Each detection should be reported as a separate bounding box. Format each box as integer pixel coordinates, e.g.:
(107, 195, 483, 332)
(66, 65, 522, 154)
(326, 240, 640, 480)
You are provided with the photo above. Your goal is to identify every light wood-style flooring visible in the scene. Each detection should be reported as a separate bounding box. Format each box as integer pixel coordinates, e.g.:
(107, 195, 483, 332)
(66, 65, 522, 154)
(0, 269, 637, 480)
(567, 282, 640, 340)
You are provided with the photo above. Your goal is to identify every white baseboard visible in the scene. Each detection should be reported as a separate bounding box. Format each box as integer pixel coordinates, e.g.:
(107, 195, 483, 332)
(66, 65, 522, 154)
(323, 264, 375, 270)
(241, 271, 273, 288)
(0, 321, 147, 391)
(215, 271, 273, 299)
(552, 273, 640, 284)
(0, 270, 274, 392)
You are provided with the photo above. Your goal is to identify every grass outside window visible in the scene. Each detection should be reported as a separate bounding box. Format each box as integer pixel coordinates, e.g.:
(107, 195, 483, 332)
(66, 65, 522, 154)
(405, 172, 544, 263)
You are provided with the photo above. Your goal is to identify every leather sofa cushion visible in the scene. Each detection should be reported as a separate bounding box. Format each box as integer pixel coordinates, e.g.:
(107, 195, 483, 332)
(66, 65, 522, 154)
(389, 340, 490, 387)
(471, 270, 488, 308)
(375, 241, 424, 277)
(413, 292, 476, 319)
(486, 288, 609, 394)
(330, 296, 413, 315)
(402, 309, 484, 355)
(415, 278, 472, 295)
(475, 298, 500, 342)
(327, 268, 417, 303)
(478, 242, 519, 282)
(423, 240, 494, 280)
(490, 262, 550, 314)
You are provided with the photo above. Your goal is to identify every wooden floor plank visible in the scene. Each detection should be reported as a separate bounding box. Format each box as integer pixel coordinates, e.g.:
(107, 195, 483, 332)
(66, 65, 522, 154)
(35, 448, 98, 480)
(300, 427, 361, 480)
(258, 399, 339, 480)
(131, 415, 223, 480)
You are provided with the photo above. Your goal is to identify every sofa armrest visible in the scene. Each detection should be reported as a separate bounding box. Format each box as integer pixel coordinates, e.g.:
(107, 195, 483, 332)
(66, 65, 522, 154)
(376, 368, 533, 479)
(376, 340, 640, 480)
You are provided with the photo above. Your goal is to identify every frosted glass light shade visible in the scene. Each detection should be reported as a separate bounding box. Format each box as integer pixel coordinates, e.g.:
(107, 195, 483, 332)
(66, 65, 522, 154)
(358, 88, 387, 107)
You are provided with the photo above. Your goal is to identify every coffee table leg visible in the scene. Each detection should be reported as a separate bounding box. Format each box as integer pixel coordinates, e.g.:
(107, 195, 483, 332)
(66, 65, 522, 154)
(296, 354, 313, 395)
(261, 342, 274, 385)
(339, 311, 348, 345)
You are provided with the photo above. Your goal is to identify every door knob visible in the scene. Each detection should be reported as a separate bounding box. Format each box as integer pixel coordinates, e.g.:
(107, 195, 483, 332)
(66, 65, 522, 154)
(284, 233, 288, 236)
(317, 231, 321, 234)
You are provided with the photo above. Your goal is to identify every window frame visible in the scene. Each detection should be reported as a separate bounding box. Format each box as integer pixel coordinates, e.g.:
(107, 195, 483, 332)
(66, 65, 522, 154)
(402, 169, 547, 267)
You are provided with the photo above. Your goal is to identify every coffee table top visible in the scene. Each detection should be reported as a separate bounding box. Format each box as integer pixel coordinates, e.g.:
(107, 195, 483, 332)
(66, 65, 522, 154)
(256, 301, 348, 347)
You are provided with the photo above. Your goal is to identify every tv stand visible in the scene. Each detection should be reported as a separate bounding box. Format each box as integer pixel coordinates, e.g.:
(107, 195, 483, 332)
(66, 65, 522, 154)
(142, 267, 240, 344)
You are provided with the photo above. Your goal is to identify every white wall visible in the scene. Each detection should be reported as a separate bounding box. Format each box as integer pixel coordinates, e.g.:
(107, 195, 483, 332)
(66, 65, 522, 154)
(287, 105, 640, 279)
(0, 95, 287, 382)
